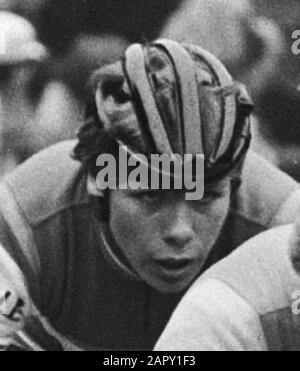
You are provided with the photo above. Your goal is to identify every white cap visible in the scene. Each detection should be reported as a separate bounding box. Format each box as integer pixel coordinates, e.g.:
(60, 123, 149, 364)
(0, 11, 48, 65)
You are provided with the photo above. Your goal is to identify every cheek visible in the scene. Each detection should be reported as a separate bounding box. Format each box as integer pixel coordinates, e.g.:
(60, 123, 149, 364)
(212, 194, 231, 223)
(109, 193, 155, 261)
(194, 194, 230, 245)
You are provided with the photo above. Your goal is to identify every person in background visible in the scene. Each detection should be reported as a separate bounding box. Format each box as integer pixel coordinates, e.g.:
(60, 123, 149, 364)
(252, 0, 300, 182)
(161, 0, 283, 99)
(10, 0, 182, 56)
(0, 40, 299, 351)
(161, 0, 285, 167)
(1, 0, 182, 166)
(24, 34, 127, 158)
(0, 10, 47, 175)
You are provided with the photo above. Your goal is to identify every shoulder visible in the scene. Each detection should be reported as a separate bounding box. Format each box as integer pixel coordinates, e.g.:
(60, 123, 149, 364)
(205, 225, 300, 315)
(214, 151, 300, 260)
(156, 226, 300, 351)
(2, 140, 89, 226)
(231, 151, 300, 228)
(156, 275, 267, 351)
(0, 141, 99, 316)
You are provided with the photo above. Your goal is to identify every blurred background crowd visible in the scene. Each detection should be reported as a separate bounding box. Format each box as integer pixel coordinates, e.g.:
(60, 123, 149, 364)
(0, 0, 299, 180)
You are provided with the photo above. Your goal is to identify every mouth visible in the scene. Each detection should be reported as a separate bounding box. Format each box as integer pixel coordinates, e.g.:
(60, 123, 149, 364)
(153, 258, 194, 279)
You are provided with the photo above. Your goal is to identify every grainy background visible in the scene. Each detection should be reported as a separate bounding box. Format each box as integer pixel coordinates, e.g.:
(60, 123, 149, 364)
(0, 0, 299, 180)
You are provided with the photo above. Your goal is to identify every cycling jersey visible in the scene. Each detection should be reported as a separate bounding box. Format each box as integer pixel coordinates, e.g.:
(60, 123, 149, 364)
(155, 225, 300, 351)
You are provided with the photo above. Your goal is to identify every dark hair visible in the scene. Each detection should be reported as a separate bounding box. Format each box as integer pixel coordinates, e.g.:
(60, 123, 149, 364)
(73, 60, 152, 177)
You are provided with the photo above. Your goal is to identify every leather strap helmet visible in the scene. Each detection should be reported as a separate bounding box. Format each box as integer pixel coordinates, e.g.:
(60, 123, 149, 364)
(89, 39, 253, 183)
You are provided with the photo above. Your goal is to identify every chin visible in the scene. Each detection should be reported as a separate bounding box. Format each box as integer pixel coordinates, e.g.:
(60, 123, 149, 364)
(148, 277, 194, 295)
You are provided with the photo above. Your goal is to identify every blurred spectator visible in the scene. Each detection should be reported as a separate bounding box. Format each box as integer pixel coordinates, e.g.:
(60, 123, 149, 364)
(161, 0, 283, 96)
(0, 11, 47, 175)
(161, 0, 286, 166)
(253, 0, 300, 181)
(28, 34, 127, 156)
(53, 34, 127, 103)
(10, 0, 182, 56)
(0, 0, 182, 170)
(7, 0, 300, 183)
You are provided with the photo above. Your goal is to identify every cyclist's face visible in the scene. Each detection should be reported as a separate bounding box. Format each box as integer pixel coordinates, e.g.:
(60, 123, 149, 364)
(109, 178, 231, 294)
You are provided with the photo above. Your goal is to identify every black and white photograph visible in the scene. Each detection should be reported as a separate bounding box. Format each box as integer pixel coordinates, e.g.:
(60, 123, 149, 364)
(0, 0, 300, 354)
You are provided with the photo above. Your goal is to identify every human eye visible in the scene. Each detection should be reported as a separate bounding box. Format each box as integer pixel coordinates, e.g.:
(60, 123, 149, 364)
(203, 189, 224, 201)
(130, 189, 164, 204)
(201, 182, 229, 203)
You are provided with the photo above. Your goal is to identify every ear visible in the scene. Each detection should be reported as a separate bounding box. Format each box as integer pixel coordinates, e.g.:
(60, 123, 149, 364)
(87, 174, 104, 197)
(87, 174, 110, 223)
(236, 83, 253, 117)
(93, 64, 126, 131)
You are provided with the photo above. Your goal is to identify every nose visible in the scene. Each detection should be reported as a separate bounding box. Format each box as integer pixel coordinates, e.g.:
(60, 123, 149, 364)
(163, 204, 194, 249)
